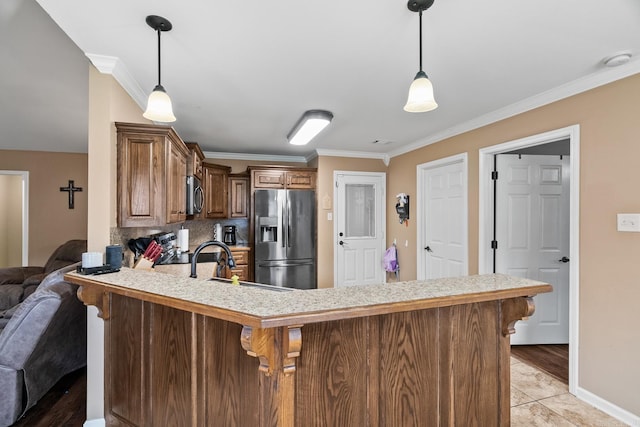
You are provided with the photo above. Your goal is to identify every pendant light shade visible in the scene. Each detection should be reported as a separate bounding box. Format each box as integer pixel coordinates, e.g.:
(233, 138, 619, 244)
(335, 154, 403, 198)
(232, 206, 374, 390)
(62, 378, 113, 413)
(144, 84, 176, 122)
(404, 0, 438, 113)
(143, 15, 176, 123)
(404, 71, 437, 112)
(287, 110, 333, 145)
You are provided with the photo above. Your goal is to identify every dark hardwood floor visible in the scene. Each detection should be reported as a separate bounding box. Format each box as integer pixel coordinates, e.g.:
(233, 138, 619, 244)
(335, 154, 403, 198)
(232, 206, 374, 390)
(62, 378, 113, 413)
(12, 368, 86, 427)
(511, 344, 569, 384)
(9, 346, 567, 425)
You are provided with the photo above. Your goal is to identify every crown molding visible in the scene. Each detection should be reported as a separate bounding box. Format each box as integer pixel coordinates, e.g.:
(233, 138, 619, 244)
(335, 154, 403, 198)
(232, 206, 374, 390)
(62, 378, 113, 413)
(86, 53, 147, 112)
(388, 63, 640, 158)
(202, 151, 308, 164)
(314, 149, 390, 166)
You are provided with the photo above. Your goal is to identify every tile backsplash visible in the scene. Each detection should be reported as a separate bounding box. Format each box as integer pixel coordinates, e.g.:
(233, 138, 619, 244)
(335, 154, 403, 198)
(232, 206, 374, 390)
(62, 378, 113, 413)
(111, 218, 249, 266)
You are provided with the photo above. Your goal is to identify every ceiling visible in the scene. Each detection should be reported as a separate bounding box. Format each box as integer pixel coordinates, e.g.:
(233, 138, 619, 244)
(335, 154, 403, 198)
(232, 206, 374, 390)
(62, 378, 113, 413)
(3, 0, 640, 158)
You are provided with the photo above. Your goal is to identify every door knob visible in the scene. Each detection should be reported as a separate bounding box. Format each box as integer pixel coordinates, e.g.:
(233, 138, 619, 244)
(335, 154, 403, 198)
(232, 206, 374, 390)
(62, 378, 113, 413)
(558, 256, 570, 263)
(425, 246, 433, 252)
(339, 241, 344, 246)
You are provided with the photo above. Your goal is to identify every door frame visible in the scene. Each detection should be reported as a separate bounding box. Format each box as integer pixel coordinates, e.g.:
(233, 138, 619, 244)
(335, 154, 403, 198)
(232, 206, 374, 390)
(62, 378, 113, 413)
(416, 153, 468, 280)
(0, 170, 29, 266)
(333, 170, 387, 287)
(478, 124, 580, 395)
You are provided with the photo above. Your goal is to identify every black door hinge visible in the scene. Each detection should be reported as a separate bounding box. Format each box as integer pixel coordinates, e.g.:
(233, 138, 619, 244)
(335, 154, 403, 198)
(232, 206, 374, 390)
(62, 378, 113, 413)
(491, 240, 498, 250)
(491, 171, 498, 180)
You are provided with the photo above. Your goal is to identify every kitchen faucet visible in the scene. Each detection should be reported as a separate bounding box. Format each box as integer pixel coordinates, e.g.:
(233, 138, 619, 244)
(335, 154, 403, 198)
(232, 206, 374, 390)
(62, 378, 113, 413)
(190, 240, 236, 278)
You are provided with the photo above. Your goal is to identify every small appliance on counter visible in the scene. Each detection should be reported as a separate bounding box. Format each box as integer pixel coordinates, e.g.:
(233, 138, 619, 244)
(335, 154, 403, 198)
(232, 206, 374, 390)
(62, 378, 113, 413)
(213, 223, 222, 242)
(223, 225, 237, 246)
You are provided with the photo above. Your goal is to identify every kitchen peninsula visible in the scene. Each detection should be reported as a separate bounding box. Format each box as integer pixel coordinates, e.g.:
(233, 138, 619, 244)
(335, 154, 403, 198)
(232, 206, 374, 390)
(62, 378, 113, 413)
(66, 269, 551, 426)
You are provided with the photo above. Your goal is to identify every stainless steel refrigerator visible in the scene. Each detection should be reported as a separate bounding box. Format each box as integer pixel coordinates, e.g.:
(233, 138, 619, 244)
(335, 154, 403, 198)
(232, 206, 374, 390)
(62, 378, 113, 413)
(254, 189, 316, 289)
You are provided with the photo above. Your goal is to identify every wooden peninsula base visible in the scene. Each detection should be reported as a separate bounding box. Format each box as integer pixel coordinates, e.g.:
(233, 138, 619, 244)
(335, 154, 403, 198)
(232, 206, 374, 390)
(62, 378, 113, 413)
(68, 270, 550, 426)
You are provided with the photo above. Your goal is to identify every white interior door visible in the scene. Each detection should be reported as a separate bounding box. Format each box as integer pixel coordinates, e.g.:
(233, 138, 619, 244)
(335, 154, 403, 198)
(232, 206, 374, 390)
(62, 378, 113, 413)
(334, 171, 386, 287)
(418, 155, 468, 280)
(495, 154, 570, 344)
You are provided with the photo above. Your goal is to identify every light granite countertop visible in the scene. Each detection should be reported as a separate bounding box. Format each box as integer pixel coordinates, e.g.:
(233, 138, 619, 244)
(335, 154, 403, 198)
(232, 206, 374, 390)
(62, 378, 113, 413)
(65, 268, 552, 328)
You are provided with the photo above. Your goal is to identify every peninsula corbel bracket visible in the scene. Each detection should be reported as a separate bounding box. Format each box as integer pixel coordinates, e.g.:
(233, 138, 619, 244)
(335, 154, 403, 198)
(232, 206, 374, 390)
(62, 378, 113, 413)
(77, 286, 110, 320)
(501, 296, 535, 336)
(240, 325, 303, 375)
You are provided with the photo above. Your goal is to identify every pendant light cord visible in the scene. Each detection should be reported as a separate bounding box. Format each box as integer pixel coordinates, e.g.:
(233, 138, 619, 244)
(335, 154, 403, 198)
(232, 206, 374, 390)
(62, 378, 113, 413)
(418, 9, 423, 72)
(156, 28, 162, 86)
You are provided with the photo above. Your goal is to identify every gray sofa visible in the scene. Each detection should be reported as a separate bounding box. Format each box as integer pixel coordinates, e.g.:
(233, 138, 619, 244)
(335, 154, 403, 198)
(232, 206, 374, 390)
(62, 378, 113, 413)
(0, 239, 86, 317)
(0, 263, 87, 427)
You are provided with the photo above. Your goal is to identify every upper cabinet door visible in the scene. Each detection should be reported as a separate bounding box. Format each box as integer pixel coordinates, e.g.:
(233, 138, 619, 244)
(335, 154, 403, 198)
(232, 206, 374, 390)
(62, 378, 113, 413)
(252, 170, 285, 189)
(285, 171, 316, 189)
(116, 122, 189, 227)
(117, 131, 166, 227)
(229, 175, 249, 218)
(185, 142, 204, 179)
(166, 139, 189, 223)
(203, 164, 230, 219)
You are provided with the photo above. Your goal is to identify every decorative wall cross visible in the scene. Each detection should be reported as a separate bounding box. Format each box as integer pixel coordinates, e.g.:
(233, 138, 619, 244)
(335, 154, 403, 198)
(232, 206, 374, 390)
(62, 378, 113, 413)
(60, 180, 83, 209)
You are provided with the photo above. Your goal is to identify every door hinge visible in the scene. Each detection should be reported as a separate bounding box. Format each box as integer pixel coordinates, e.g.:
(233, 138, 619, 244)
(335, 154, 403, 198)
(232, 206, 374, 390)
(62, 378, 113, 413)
(491, 171, 498, 180)
(491, 240, 498, 250)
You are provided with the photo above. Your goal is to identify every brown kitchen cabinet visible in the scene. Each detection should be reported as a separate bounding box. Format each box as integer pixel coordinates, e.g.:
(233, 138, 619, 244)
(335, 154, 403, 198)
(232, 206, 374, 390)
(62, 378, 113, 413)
(116, 122, 189, 227)
(184, 142, 204, 179)
(250, 166, 316, 190)
(229, 247, 251, 281)
(203, 163, 231, 219)
(229, 174, 249, 218)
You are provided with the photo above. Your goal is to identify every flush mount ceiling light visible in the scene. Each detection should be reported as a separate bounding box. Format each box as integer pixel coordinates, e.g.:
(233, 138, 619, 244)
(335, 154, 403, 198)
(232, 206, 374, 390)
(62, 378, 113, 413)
(603, 51, 632, 67)
(287, 110, 334, 145)
(143, 15, 176, 123)
(404, 0, 438, 113)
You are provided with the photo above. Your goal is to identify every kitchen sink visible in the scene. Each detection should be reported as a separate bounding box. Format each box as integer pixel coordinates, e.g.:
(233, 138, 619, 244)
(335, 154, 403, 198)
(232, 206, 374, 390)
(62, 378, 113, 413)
(210, 277, 294, 292)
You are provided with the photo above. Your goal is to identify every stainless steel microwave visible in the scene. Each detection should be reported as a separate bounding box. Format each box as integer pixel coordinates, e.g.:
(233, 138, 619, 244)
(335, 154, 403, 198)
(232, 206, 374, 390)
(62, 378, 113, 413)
(186, 175, 203, 215)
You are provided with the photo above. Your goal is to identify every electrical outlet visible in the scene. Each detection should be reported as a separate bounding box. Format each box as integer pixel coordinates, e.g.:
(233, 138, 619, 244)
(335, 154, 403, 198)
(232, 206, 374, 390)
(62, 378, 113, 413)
(617, 213, 640, 232)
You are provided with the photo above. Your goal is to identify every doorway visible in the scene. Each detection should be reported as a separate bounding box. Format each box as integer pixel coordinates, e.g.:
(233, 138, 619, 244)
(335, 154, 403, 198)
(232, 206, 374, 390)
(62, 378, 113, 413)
(478, 125, 580, 395)
(0, 171, 29, 267)
(333, 171, 386, 287)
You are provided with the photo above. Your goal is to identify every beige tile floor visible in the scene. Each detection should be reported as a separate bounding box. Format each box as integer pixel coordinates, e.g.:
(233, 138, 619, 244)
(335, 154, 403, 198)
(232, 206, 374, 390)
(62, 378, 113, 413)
(511, 357, 628, 426)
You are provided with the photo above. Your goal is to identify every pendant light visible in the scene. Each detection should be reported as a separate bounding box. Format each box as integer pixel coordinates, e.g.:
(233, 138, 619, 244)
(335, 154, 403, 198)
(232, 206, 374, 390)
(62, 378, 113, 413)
(404, 0, 438, 113)
(143, 15, 176, 123)
(287, 110, 334, 145)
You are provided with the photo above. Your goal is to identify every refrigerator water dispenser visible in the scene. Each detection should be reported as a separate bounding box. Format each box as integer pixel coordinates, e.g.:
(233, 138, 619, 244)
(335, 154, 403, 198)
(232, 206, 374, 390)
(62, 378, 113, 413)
(259, 217, 278, 243)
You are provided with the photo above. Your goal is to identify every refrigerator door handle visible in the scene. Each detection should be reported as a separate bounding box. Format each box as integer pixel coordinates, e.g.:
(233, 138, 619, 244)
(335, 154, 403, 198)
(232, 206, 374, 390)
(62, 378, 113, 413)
(279, 191, 286, 248)
(287, 198, 292, 248)
(257, 262, 313, 268)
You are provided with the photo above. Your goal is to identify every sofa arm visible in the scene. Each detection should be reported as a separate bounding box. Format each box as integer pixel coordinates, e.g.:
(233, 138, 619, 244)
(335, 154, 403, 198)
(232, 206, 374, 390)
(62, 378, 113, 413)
(0, 287, 64, 369)
(0, 267, 44, 285)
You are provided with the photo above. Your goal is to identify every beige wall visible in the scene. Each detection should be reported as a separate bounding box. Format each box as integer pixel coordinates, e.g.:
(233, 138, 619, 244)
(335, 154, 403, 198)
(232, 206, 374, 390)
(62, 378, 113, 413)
(316, 156, 388, 288)
(85, 65, 151, 422)
(0, 150, 87, 265)
(388, 73, 640, 416)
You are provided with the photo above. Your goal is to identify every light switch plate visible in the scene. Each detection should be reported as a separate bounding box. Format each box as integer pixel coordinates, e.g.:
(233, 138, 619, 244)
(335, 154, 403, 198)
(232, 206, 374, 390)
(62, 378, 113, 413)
(617, 213, 640, 232)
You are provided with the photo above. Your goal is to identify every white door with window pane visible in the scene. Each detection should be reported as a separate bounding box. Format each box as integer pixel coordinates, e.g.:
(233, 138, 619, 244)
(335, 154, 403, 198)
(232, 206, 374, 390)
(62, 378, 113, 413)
(334, 172, 386, 287)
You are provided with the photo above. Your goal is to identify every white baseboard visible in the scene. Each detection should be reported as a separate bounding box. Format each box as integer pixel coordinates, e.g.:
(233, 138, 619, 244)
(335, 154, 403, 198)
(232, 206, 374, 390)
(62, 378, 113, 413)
(576, 386, 640, 426)
(83, 418, 106, 427)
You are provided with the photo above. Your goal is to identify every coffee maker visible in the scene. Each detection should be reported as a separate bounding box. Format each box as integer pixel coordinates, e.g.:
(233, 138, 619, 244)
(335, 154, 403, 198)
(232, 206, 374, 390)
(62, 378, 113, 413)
(223, 225, 237, 246)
